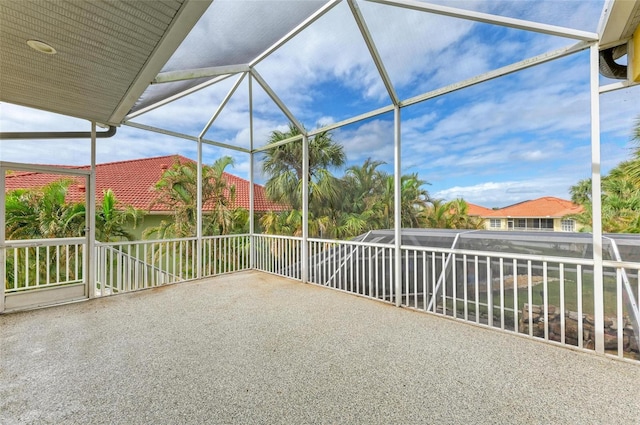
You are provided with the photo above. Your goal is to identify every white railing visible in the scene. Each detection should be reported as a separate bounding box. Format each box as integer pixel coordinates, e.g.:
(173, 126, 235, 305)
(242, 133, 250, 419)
(253, 234, 302, 280)
(95, 234, 251, 296)
(201, 234, 251, 277)
(5, 233, 639, 362)
(3, 238, 85, 293)
(95, 239, 188, 295)
(308, 237, 396, 302)
(300, 237, 640, 362)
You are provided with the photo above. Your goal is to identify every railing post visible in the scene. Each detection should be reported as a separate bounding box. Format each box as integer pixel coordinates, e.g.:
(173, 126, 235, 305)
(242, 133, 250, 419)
(249, 74, 256, 271)
(87, 122, 96, 299)
(590, 43, 604, 354)
(196, 138, 203, 279)
(394, 105, 402, 307)
(302, 134, 309, 283)
(0, 164, 5, 312)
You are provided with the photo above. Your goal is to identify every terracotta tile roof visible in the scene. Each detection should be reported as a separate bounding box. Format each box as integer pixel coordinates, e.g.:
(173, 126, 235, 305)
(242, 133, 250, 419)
(482, 197, 584, 218)
(466, 203, 495, 217)
(4, 155, 287, 213)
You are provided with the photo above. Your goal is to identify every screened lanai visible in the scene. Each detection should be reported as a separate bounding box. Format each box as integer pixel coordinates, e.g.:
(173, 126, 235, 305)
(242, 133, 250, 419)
(2, 0, 640, 364)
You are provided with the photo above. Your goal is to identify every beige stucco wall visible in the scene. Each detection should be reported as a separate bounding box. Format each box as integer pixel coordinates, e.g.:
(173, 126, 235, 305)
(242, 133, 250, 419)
(478, 217, 583, 232)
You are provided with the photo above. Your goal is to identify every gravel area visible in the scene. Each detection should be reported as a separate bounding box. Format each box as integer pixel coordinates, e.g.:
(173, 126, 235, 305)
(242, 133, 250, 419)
(2, 270, 639, 424)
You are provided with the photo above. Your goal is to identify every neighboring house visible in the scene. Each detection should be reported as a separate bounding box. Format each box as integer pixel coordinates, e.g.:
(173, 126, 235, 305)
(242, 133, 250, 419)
(468, 197, 584, 232)
(5, 155, 287, 238)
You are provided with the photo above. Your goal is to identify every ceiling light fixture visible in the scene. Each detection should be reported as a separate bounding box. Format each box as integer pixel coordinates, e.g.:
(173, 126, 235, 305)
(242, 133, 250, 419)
(27, 39, 57, 55)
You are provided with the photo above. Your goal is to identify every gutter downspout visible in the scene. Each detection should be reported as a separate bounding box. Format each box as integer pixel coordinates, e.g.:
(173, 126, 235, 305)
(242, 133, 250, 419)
(0, 126, 117, 140)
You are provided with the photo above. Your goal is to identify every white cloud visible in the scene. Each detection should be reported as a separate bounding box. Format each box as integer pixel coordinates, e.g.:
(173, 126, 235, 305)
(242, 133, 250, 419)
(334, 119, 394, 163)
(433, 176, 573, 207)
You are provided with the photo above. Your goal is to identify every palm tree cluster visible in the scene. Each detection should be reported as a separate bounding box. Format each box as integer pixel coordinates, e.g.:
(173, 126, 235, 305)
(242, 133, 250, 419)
(5, 180, 141, 242)
(259, 124, 482, 238)
(570, 117, 640, 233)
(144, 156, 248, 239)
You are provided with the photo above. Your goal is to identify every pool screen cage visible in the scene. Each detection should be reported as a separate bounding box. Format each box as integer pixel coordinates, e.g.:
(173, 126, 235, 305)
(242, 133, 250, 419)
(290, 229, 640, 352)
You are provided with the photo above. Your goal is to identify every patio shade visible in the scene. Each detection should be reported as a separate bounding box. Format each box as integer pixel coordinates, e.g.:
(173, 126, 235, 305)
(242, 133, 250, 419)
(0, 0, 211, 126)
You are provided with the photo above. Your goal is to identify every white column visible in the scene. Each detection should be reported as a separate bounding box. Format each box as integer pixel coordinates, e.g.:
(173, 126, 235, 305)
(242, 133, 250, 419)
(590, 43, 605, 354)
(0, 161, 6, 312)
(394, 106, 402, 306)
(87, 122, 97, 298)
(196, 138, 203, 279)
(249, 73, 255, 269)
(302, 134, 309, 283)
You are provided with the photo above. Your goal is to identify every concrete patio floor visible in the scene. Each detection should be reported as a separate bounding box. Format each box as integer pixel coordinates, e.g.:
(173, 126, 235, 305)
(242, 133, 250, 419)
(1, 270, 639, 424)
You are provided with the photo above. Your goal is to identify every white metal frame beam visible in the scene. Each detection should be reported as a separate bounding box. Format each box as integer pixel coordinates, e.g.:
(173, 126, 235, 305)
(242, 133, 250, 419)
(252, 134, 304, 153)
(249, 74, 256, 269)
(368, 0, 598, 41)
(249, 0, 343, 68)
(199, 73, 246, 139)
(125, 74, 234, 120)
(401, 41, 591, 107)
(590, 43, 605, 354)
(347, 0, 399, 105)
(87, 123, 97, 299)
(250, 68, 306, 134)
(123, 121, 250, 153)
(154, 64, 250, 84)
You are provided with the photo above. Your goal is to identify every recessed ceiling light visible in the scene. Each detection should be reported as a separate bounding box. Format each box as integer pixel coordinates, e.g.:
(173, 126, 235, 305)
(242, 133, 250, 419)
(27, 39, 57, 55)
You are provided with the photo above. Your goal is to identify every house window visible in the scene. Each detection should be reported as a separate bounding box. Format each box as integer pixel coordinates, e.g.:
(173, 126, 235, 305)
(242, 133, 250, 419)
(516, 219, 526, 229)
(561, 219, 575, 232)
(539, 218, 554, 229)
(490, 219, 501, 229)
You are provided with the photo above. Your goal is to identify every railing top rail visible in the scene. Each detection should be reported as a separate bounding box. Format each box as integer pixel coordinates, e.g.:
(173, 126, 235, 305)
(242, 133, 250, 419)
(3, 237, 86, 248)
(97, 237, 198, 247)
(202, 234, 250, 240)
(97, 234, 251, 248)
(308, 237, 393, 249)
(602, 259, 640, 269)
(256, 234, 304, 242)
(401, 244, 597, 266)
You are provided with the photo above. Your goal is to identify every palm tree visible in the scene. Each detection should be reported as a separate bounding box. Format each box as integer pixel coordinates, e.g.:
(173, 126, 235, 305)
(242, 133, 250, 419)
(5, 180, 85, 289)
(145, 156, 246, 239)
(625, 117, 640, 185)
(5, 180, 85, 240)
(570, 178, 592, 206)
(569, 144, 640, 233)
(262, 124, 345, 211)
(423, 199, 452, 229)
(96, 189, 143, 242)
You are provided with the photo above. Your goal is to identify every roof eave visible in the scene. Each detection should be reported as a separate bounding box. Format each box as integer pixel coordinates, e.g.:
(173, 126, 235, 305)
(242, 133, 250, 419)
(107, 0, 213, 125)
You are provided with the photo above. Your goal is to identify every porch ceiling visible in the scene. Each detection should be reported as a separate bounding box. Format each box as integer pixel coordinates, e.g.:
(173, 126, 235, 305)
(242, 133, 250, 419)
(0, 0, 211, 126)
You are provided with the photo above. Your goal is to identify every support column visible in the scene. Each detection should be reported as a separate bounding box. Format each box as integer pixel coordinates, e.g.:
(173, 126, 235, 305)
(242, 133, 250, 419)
(0, 161, 6, 312)
(249, 73, 255, 270)
(302, 134, 309, 283)
(196, 138, 203, 279)
(87, 122, 97, 298)
(590, 43, 605, 354)
(394, 106, 402, 307)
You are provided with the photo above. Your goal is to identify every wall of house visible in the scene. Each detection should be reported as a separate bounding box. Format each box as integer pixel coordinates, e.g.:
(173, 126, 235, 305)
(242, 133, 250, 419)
(479, 217, 582, 232)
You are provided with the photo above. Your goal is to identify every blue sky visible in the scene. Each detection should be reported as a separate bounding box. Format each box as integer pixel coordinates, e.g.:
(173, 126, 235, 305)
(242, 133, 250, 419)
(1, 0, 639, 208)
